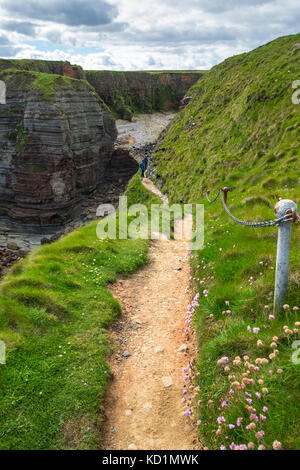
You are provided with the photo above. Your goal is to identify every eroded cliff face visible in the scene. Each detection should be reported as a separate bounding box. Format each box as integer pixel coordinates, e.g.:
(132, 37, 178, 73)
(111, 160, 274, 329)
(85, 71, 203, 120)
(0, 60, 203, 120)
(0, 69, 116, 230)
(0, 59, 85, 79)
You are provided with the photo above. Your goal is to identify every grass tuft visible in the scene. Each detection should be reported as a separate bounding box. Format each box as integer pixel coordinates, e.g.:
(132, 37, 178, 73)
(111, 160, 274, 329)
(0, 215, 148, 449)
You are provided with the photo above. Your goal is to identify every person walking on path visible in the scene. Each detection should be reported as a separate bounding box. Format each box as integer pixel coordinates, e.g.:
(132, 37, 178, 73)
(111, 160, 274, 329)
(140, 157, 148, 178)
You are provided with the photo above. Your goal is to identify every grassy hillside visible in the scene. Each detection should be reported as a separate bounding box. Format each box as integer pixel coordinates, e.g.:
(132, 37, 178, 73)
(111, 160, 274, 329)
(0, 68, 111, 113)
(151, 34, 300, 450)
(0, 58, 85, 79)
(152, 33, 300, 202)
(0, 215, 149, 449)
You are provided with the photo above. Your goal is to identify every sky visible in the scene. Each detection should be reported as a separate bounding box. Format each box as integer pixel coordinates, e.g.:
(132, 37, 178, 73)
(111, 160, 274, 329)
(0, 0, 299, 71)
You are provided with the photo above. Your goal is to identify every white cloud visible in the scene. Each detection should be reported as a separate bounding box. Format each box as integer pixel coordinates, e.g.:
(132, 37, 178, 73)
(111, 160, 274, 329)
(0, 0, 299, 69)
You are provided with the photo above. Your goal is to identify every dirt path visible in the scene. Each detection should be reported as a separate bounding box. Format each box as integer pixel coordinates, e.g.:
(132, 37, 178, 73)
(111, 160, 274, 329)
(102, 179, 199, 450)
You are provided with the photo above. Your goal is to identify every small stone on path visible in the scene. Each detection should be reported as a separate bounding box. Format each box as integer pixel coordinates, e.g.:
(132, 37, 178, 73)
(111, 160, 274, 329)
(122, 350, 131, 358)
(128, 444, 137, 450)
(178, 344, 188, 353)
(143, 402, 152, 409)
(162, 376, 173, 388)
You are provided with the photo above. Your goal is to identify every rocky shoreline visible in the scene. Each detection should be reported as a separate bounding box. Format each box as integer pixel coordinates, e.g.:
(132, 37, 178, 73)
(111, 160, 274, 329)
(0, 113, 174, 278)
(0, 246, 28, 277)
(0, 177, 133, 277)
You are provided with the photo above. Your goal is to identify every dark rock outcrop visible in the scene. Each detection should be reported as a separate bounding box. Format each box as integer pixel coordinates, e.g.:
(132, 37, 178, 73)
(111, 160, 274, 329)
(0, 69, 117, 230)
(85, 71, 203, 120)
(179, 96, 192, 110)
(105, 148, 139, 183)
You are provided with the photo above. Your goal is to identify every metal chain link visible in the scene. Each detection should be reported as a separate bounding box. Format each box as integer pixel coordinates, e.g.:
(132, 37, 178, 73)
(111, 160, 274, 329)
(206, 190, 221, 204)
(205, 189, 294, 227)
(219, 191, 293, 227)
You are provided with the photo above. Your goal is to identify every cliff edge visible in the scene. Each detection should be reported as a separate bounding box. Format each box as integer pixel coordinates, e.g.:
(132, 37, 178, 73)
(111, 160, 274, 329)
(0, 69, 116, 230)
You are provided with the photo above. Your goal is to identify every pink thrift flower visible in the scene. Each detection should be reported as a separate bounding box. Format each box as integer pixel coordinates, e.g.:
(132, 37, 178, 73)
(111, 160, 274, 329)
(237, 417, 243, 427)
(218, 357, 229, 365)
(273, 440, 282, 450)
(255, 430, 265, 440)
(217, 416, 226, 425)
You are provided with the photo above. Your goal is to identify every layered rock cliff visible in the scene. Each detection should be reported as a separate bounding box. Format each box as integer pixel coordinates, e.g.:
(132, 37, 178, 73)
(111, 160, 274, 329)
(0, 60, 203, 120)
(0, 69, 116, 230)
(0, 59, 85, 79)
(0, 59, 202, 231)
(85, 71, 203, 120)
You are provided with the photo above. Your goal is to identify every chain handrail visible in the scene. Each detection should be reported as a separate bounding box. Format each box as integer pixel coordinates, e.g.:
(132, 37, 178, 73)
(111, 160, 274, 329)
(206, 190, 221, 204)
(206, 188, 295, 227)
(219, 191, 293, 227)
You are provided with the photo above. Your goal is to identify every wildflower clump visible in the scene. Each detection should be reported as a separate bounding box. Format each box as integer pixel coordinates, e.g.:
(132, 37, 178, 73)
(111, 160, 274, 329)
(198, 315, 300, 450)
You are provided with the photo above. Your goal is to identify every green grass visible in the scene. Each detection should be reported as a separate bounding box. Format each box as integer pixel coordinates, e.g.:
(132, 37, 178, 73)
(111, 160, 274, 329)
(150, 33, 300, 450)
(0, 58, 85, 78)
(0, 216, 148, 449)
(0, 68, 78, 102)
(0, 68, 111, 113)
(1, 33, 299, 450)
(152, 33, 300, 203)
(125, 173, 162, 206)
(190, 202, 300, 450)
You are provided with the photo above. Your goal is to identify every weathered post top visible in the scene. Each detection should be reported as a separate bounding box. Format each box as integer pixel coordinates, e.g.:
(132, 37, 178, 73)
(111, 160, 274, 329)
(273, 199, 298, 315)
(274, 199, 298, 220)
